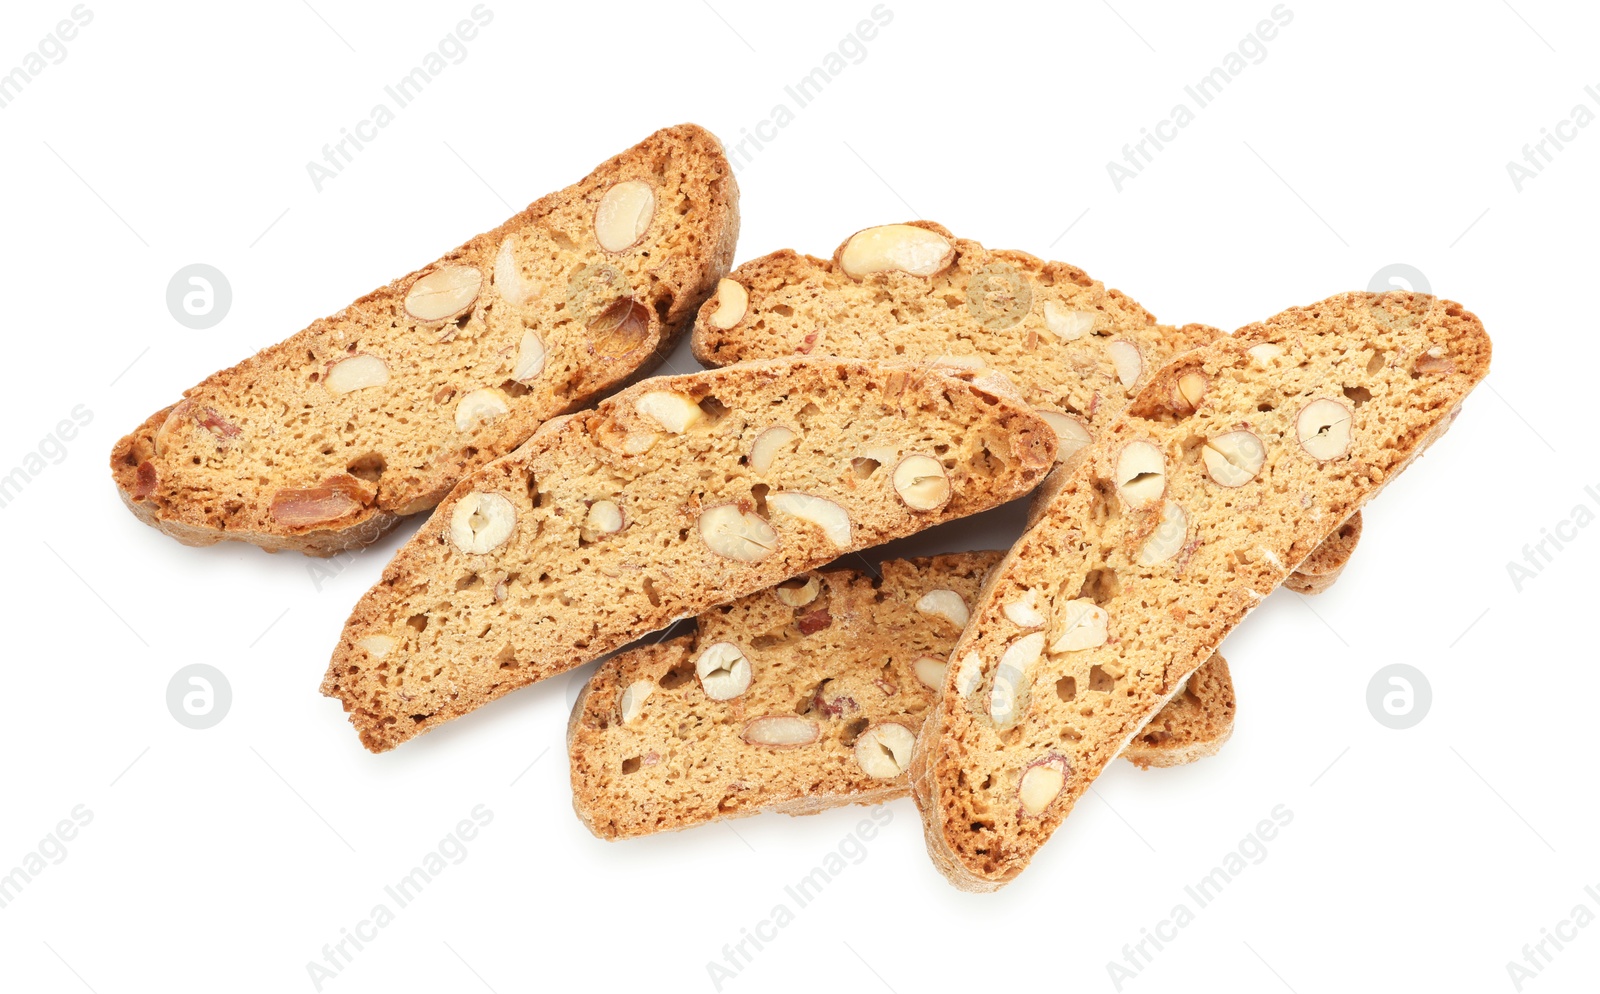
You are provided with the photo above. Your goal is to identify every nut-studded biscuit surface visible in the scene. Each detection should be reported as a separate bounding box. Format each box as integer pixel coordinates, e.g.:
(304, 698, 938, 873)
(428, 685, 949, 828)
(909, 292, 1491, 891)
(692, 221, 1361, 592)
(568, 553, 1236, 839)
(692, 221, 1216, 459)
(112, 124, 739, 556)
(325, 358, 1056, 752)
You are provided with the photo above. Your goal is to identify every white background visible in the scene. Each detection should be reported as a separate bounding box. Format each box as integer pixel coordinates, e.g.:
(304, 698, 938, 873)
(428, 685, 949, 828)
(2, 1, 1595, 991)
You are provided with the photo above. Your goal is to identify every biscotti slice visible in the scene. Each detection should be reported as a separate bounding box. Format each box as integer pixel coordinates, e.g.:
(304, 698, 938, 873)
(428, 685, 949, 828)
(691, 221, 1361, 592)
(567, 554, 1236, 839)
(692, 221, 1216, 454)
(1120, 655, 1236, 770)
(1031, 473, 1363, 599)
(111, 124, 739, 556)
(324, 358, 1056, 752)
(909, 291, 1490, 890)
(1281, 512, 1363, 594)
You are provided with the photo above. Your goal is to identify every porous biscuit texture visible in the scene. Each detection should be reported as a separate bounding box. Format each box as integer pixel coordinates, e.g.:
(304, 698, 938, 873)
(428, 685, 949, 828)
(326, 358, 1055, 752)
(568, 553, 1237, 839)
(910, 291, 1490, 890)
(692, 221, 1360, 591)
(112, 124, 739, 555)
(692, 221, 1215, 454)
(1121, 656, 1236, 770)
(1281, 512, 1363, 594)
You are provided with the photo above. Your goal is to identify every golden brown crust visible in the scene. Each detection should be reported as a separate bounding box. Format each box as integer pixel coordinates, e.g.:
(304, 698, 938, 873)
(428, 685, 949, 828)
(1121, 655, 1236, 769)
(914, 291, 1491, 890)
(569, 555, 1238, 839)
(110, 405, 403, 555)
(1282, 511, 1364, 594)
(325, 358, 1056, 752)
(568, 556, 990, 838)
(568, 554, 1239, 840)
(692, 225, 1359, 590)
(111, 124, 739, 556)
(691, 223, 1186, 425)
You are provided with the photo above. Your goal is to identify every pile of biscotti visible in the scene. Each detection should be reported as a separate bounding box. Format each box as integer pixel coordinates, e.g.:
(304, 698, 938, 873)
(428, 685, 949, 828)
(112, 124, 1491, 891)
